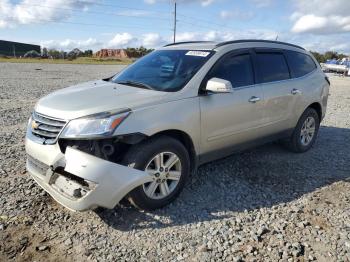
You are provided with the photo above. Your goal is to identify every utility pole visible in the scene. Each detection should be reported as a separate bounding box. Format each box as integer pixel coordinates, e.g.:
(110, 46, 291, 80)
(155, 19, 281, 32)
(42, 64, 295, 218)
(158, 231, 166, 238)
(173, 1, 177, 43)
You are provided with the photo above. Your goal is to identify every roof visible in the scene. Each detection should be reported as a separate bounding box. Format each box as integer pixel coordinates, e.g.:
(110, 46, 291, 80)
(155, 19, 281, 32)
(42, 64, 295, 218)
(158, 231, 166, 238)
(162, 41, 217, 50)
(162, 39, 305, 51)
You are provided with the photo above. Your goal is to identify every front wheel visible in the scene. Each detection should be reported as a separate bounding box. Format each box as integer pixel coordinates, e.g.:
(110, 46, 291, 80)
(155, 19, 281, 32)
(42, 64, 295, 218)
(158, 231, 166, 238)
(122, 136, 190, 210)
(285, 108, 320, 153)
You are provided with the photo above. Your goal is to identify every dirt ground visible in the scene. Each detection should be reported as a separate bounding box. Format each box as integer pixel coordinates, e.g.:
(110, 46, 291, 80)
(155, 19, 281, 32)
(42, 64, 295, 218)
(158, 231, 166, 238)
(0, 63, 349, 261)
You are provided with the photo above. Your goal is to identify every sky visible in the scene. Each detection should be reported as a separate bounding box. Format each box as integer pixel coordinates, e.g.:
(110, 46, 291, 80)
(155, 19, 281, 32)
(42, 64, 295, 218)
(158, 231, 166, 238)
(0, 0, 350, 53)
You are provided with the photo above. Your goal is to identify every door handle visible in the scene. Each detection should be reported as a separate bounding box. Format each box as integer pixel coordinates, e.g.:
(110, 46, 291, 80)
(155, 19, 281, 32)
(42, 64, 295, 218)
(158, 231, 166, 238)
(291, 88, 302, 95)
(248, 96, 261, 103)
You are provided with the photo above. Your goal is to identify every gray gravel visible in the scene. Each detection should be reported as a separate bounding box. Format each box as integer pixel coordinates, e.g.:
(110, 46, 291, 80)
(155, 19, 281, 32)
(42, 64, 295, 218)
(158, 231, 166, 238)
(0, 63, 350, 262)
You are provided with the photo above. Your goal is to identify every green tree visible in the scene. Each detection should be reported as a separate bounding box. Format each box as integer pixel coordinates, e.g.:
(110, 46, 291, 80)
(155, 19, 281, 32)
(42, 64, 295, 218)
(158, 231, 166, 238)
(48, 49, 60, 59)
(125, 46, 154, 58)
(324, 51, 338, 61)
(310, 51, 325, 63)
(83, 49, 93, 57)
(41, 47, 48, 57)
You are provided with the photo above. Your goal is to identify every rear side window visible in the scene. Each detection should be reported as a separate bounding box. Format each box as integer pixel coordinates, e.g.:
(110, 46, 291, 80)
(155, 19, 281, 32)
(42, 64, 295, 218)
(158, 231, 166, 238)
(285, 50, 317, 78)
(209, 54, 254, 88)
(255, 52, 290, 83)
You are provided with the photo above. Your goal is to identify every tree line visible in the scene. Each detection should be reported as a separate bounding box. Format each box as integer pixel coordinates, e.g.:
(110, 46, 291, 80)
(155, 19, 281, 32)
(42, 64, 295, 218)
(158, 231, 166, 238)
(40, 46, 153, 59)
(310, 51, 348, 63)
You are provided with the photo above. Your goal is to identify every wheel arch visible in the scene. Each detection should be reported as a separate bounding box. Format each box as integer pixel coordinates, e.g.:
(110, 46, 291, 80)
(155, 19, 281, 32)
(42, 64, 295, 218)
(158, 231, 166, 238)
(307, 102, 322, 121)
(149, 129, 198, 173)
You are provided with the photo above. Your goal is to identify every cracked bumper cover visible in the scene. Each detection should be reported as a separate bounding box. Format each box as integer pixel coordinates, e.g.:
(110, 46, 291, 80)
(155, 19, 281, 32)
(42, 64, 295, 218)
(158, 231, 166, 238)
(25, 134, 152, 211)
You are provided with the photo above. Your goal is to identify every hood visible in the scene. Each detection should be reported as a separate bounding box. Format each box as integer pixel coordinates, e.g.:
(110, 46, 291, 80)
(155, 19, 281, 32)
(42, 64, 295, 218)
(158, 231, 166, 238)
(35, 80, 170, 120)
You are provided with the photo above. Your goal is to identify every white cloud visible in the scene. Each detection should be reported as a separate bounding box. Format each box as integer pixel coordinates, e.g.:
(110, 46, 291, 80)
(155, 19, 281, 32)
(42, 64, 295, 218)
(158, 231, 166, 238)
(0, 0, 97, 28)
(290, 0, 350, 34)
(40, 29, 281, 51)
(40, 33, 164, 51)
(267, 31, 350, 53)
(142, 33, 165, 47)
(294, 0, 350, 16)
(200, 0, 215, 6)
(220, 10, 254, 20)
(144, 0, 216, 7)
(41, 38, 102, 51)
(292, 15, 350, 34)
(114, 10, 153, 17)
(107, 33, 137, 48)
(175, 29, 278, 42)
(299, 37, 350, 53)
(250, 0, 273, 8)
(39, 29, 350, 54)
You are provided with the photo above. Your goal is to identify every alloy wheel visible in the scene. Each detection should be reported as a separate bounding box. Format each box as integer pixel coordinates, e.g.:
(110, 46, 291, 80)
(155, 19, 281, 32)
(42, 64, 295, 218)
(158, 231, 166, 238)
(143, 152, 182, 200)
(300, 116, 316, 146)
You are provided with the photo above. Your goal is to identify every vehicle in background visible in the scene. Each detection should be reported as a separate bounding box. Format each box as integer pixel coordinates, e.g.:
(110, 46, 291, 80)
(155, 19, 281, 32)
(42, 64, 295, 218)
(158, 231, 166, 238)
(321, 58, 350, 75)
(25, 40, 330, 212)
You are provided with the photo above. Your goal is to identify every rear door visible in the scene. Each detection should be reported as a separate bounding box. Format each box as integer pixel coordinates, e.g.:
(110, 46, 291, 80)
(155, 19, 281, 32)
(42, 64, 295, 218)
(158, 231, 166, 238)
(253, 49, 297, 134)
(284, 50, 319, 122)
(199, 49, 265, 155)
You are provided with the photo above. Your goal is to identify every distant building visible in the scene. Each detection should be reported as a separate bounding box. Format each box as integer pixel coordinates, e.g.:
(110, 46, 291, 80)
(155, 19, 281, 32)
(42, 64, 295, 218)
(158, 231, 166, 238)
(95, 49, 129, 59)
(0, 40, 41, 57)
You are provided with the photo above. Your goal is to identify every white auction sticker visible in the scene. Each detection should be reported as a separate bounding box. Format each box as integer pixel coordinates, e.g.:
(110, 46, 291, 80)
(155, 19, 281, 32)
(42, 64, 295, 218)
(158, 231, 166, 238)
(185, 51, 210, 57)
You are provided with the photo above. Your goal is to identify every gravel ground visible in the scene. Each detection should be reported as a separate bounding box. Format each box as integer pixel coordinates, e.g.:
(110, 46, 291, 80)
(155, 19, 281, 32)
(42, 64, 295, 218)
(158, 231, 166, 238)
(0, 63, 349, 262)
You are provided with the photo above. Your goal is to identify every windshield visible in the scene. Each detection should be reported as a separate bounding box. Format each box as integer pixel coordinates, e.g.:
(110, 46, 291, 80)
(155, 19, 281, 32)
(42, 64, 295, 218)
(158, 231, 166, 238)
(111, 50, 213, 92)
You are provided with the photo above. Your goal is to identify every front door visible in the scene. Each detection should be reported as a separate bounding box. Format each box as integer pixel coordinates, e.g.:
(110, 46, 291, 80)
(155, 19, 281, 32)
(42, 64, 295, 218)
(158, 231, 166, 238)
(199, 50, 265, 156)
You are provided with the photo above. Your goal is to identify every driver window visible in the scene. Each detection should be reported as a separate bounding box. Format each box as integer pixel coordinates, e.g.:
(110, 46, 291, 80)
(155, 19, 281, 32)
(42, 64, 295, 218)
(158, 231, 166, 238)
(209, 53, 254, 88)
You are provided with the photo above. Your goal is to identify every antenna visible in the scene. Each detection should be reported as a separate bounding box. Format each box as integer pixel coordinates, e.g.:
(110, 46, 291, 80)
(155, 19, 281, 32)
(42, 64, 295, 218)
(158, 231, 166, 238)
(275, 35, 278, 41)
(173, 1, 177, 43)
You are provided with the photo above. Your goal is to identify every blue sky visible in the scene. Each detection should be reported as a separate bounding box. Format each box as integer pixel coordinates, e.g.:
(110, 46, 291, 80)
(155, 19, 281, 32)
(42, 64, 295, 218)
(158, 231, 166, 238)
(1, 0, 350, 53)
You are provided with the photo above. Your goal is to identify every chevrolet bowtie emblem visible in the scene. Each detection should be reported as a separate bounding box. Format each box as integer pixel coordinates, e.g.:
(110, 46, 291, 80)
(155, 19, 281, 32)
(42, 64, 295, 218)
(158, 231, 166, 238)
(31, 120, 39, 129)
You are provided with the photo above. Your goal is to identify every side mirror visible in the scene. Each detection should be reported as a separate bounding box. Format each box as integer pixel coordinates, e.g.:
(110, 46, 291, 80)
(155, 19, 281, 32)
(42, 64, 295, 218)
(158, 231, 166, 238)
(205, 78, 233, 93)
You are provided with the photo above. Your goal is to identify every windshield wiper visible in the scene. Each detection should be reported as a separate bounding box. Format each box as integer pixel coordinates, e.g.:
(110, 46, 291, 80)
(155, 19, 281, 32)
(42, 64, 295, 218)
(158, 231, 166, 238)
(116, 80, 154, 90)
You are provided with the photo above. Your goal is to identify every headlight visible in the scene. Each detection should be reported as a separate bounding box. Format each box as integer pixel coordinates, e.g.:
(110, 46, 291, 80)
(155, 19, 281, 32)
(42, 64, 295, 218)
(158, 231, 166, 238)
(60, 110, 130, 139)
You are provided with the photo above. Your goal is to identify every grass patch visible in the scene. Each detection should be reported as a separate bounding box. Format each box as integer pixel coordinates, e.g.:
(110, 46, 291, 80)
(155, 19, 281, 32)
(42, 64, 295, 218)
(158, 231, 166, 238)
(0, 56, 133, 65)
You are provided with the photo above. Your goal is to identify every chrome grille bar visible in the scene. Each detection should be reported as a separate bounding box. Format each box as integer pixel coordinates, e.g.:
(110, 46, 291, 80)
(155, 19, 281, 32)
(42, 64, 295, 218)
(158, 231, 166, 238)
(31, 112, 67, 143)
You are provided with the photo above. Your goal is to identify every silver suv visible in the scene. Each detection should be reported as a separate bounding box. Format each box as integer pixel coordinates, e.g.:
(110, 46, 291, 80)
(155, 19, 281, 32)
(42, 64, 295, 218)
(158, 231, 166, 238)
(25, 40, 330, 211)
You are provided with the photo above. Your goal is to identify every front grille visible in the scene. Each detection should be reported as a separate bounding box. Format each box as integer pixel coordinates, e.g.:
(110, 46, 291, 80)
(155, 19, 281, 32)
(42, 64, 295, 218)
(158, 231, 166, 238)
(31, 112, 66, 144)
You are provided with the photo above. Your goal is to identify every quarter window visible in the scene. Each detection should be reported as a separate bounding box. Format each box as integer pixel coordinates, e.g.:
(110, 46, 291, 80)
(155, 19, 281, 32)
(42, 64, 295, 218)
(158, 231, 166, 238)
(255, 52, 290, 83)
(285, 50, 317, 78)
(208, 54, 254, 88)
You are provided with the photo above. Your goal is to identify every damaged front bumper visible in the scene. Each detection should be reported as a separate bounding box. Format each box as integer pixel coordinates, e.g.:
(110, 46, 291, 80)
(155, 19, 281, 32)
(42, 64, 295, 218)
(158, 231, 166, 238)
(25, 133, 153, 211)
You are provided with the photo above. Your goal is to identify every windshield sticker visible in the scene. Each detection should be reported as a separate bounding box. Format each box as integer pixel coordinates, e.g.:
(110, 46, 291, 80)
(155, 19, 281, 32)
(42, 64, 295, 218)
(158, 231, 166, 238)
(185, 51, 210, 57)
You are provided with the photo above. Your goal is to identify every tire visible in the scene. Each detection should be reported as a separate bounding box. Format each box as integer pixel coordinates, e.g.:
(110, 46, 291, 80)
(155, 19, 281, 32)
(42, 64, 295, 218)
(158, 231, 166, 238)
(285, 108, 320, 153)
(122, 135, 190, 210)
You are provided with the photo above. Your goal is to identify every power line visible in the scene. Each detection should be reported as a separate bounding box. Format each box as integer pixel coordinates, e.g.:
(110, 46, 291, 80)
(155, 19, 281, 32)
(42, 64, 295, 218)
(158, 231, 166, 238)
(15, 2, 232, 32)
(10, 2, 239, 37)
(28, 18, 172, 31)
(77, 1, 168, 15)
(177, 13, 238, 31)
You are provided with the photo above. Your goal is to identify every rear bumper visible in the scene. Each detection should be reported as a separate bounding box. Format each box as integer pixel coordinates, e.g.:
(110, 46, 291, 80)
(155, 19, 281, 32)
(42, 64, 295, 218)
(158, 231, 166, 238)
(25, 132, 152, 211)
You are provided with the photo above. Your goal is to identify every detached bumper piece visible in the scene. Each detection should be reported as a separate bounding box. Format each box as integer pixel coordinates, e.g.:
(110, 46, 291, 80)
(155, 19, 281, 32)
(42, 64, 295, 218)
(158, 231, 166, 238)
(26, 146, 152, 211)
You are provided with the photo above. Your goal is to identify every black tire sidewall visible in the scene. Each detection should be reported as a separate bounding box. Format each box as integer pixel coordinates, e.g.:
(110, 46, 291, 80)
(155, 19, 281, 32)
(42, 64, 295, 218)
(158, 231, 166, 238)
(292, 108, 320, 152)
(122, 136, 190, 210)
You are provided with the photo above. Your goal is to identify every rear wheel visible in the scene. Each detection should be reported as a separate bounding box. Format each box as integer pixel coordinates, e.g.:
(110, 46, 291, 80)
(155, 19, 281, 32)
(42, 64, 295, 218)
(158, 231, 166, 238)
(122, 136, 190, 210)
(285, 108, 320, 153)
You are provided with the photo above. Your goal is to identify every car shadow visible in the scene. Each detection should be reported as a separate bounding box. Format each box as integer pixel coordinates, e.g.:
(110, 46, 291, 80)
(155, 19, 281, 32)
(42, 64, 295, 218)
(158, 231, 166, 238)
(95, 125, 350, 231)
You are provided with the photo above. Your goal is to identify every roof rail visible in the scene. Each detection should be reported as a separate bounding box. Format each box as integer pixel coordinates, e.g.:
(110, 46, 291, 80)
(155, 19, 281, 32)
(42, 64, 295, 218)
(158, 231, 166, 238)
(215, 39, 305, 50)
(164, 41, 215, 47)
